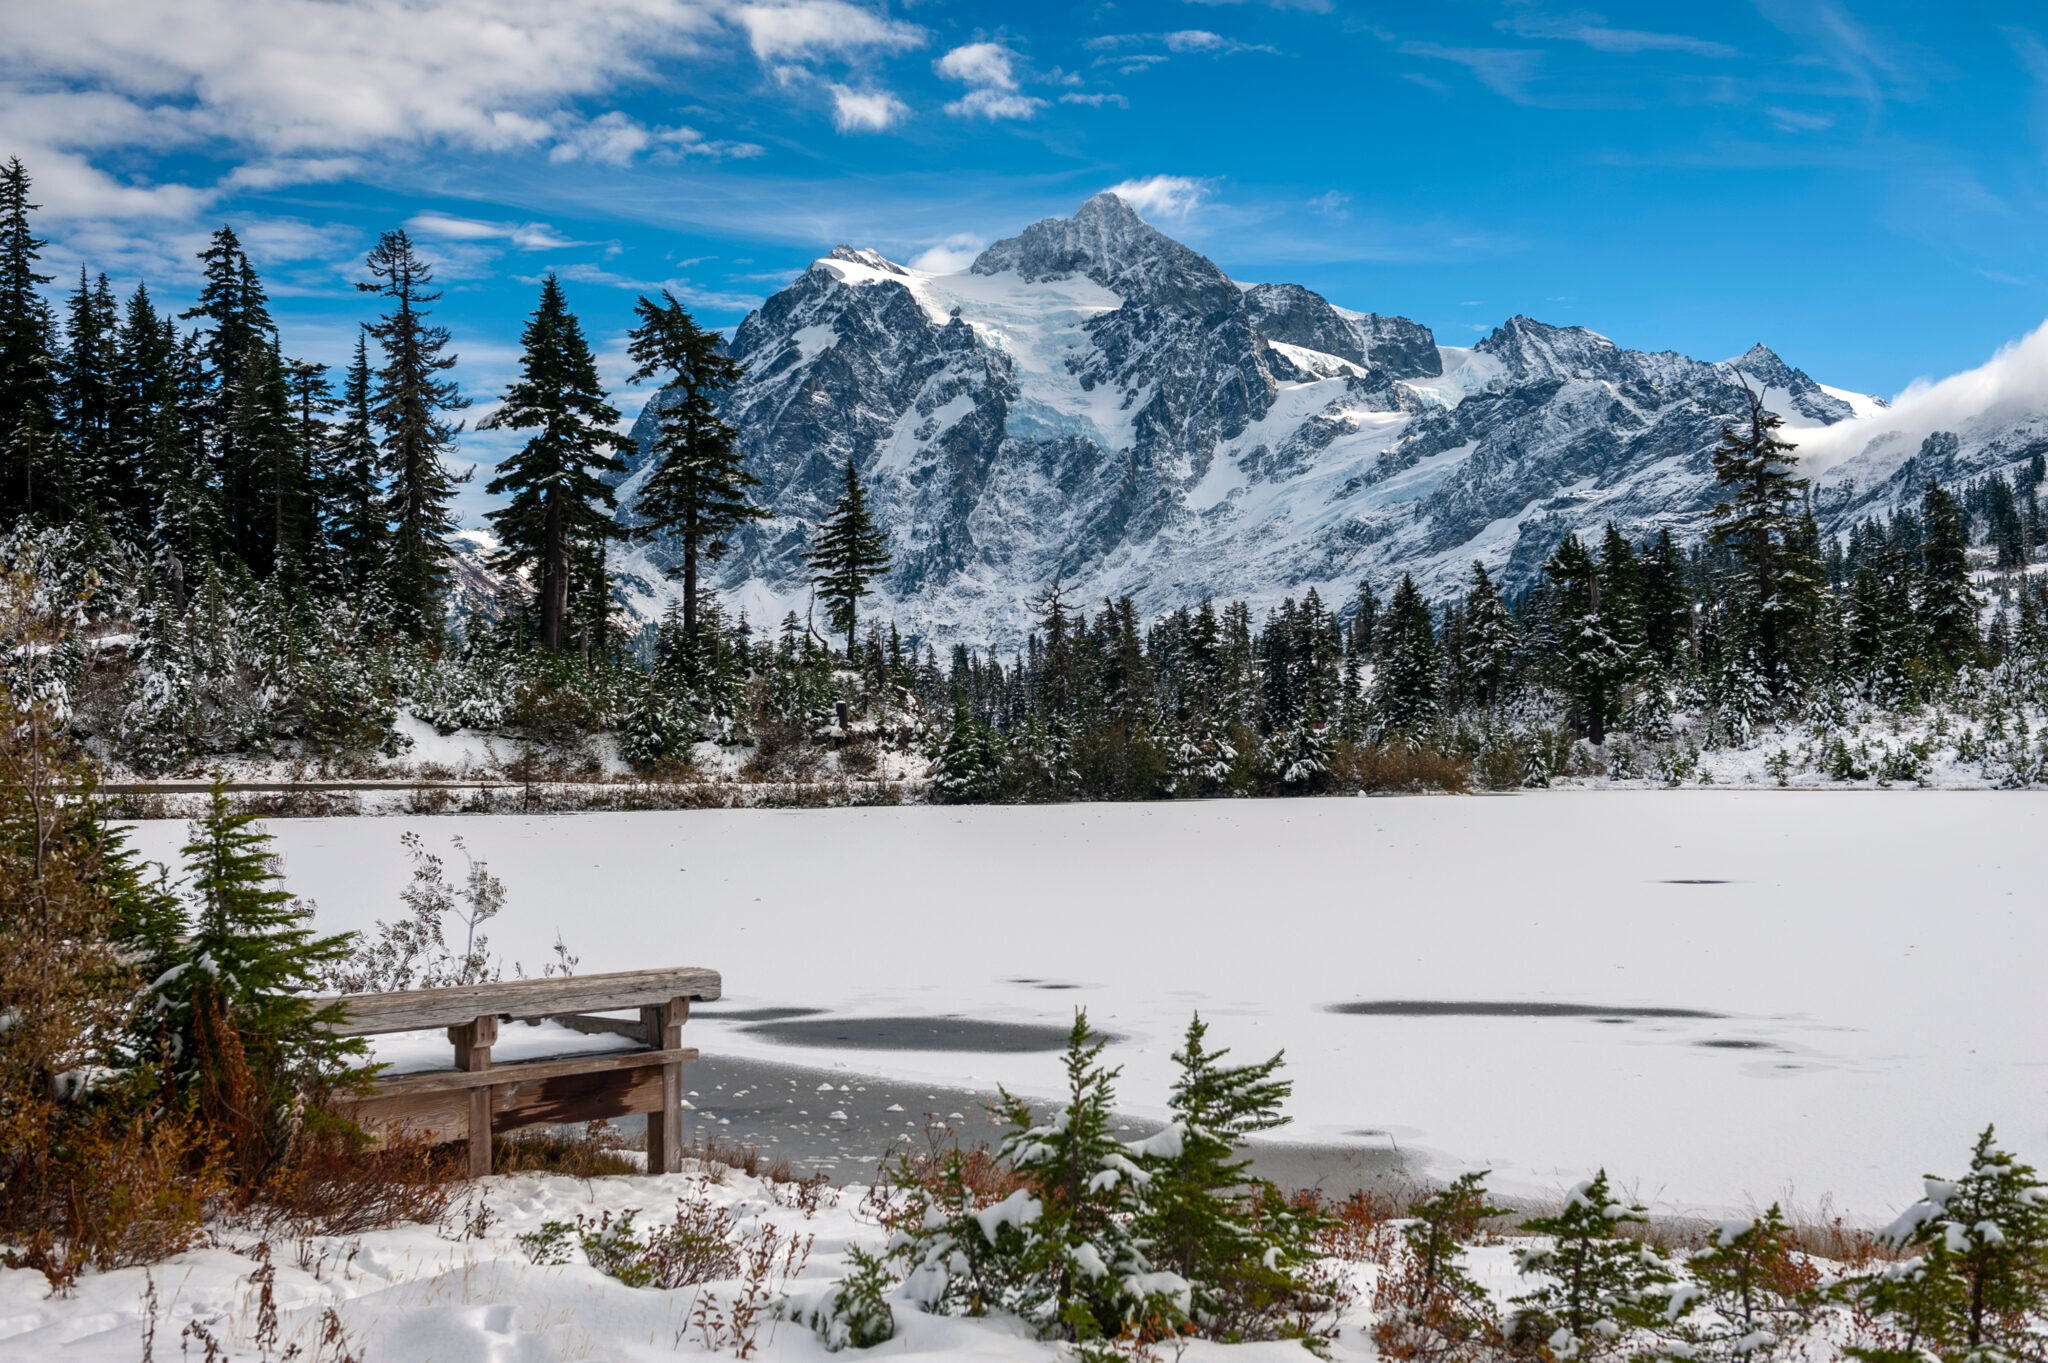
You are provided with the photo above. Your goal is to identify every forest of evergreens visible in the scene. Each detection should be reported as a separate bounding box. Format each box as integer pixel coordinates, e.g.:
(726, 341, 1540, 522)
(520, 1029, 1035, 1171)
(7, 156, 2048, 793)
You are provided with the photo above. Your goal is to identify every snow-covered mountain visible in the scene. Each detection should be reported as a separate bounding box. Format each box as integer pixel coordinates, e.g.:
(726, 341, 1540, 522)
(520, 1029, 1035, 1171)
(616, 192, 2047, 646)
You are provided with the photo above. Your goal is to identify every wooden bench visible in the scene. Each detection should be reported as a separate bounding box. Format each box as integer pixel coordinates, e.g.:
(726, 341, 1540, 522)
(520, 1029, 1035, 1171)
(319, 966, 722, 1177)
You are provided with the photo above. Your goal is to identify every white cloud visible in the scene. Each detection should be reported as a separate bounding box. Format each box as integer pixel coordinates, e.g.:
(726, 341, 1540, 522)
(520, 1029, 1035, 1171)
(1060, 92, 1129, 107)
(936, 42, 1046, 120)
(1802, 319, 2048, 480)
(2, 0, 800, 212)
(405, 213, 584, 251)
(829, 84, 909, 131)
(936, 42, 1019, 90)
(1105, 174, 1210, 221)
(945, 88, 1047, 120)
(908, 233, 985, 273)
(731, 1, 923, 61)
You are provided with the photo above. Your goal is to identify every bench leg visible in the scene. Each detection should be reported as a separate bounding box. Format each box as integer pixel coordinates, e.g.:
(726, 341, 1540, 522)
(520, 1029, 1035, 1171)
(468, 1087, 493, 1178)
(648, 1059, 684, 1174)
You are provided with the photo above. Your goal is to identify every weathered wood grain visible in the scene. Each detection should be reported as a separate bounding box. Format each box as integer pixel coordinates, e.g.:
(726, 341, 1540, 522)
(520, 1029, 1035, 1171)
(315, 967, 722, 1035)
(367, 1047, 700, 1094)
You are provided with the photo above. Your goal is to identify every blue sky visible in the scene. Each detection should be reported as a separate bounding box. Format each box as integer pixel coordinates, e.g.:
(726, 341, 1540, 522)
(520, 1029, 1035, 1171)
(8, 0, 2047, 522)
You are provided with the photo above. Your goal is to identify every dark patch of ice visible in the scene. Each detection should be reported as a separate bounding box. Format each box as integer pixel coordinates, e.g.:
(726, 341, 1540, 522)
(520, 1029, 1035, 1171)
(1696, 1038, 1773, 1050)
(1660, 879, 1732, 884)
(743, 1016, 1106, 1052)
(1330, 1001, 1724, 1019)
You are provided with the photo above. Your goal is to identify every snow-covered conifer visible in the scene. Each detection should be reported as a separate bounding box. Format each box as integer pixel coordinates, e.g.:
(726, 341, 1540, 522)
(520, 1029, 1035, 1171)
(1512, 1170, 1683, 1360)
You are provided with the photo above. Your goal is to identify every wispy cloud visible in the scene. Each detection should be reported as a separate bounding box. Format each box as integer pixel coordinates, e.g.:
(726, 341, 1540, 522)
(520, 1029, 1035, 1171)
(1500, 10, 1736, 58)
(407, 213, 587, 251)
(1398, 42, 1543, 102)
(1766, 106, 1834, 132)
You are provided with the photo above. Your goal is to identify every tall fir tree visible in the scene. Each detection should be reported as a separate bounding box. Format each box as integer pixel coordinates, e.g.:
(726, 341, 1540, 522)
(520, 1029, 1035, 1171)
(482, 275, 630, 652)
(182, 226, 286, 573)
(358, 229, 468, 635)
(323, 334, 386, 592)
(1372, 573, 1440, 733)
(58, 269, 120, 518)
(1706, 383, 1823, 698)
(806, 457, 893, 657)
(625, 289, 765, 653)
(1462, 561, 1518, 706)
(0, 158, 59, 522)
(1917, 480, 1977, 672)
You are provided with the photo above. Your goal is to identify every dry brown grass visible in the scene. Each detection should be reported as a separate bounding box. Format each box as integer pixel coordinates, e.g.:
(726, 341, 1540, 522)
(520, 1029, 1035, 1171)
(492, 1123, 642, 1178)
(1339, 742, 1473, 794)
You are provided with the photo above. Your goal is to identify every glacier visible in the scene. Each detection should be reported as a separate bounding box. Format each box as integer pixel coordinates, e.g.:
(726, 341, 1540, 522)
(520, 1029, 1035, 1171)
(615, 191, 2048, 648)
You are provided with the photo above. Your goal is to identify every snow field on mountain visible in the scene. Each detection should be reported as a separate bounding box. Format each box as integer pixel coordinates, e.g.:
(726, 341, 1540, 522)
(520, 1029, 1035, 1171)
(123, 792, 2048, 1222)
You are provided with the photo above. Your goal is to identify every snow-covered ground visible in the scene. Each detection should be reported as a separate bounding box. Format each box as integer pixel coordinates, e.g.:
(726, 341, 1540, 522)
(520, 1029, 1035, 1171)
(122, 793, 2045, 1225)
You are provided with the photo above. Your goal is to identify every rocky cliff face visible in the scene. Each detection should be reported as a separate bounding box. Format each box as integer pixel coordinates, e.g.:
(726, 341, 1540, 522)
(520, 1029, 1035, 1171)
(616, 193, 2035, 647)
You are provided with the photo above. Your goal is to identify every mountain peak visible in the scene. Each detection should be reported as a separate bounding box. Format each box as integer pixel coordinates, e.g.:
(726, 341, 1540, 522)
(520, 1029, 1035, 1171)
(970, 194, 1237, 312)
(823, 244, 907, 276)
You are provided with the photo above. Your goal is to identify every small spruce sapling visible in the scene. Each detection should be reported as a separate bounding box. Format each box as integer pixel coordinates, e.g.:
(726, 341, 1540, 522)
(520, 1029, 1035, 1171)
(1139, 1012, 1329, 1341)
(992, 1011, 1185, 1344)
(1671, 1205, 1818, 1363)
(806, 1245, 897, 1351)
(1844, 1125, 2048, 1363)
(1376, 1172, 1511, 1363)
(1512, 1170, 1684, 1360)
(890, 1138, 1034, 1318)
(142, 782, 362, 1177)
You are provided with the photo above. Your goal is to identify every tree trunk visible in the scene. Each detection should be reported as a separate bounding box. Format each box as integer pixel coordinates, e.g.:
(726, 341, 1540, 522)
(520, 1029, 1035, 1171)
(681, 519, 698, 654)
(540, 495, 564, 651)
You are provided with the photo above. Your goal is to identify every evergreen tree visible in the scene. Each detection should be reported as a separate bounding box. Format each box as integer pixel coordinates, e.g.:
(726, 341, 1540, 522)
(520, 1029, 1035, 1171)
(1511, 1170, 1683, 1360)
(482, 276, 630, 652)
(111, 282, 180, 543)
(625, 289, 765, 653)
(141, 783, 361, 1179)
(358, 229, 468, 635)
(991, 1012, 1185, 1342)
(1546, 533, 1637, 745)
(932, 697, 999, 802)
(1372, 573, 1440, 733)
(806, 458, 892, 657)
(1637, 529, 1691, 670)
(58, 269, 120, 517)
(1376, 1172, 1512, 1363)
(1676, 1205, 1817, 1363)
(1846, 1126, 2048, 1363)
(1462, 561, 1518, 706)
(1139, 1013, 1325, 1340)
(1917, 481, 1977, 673)
(1706, 383, 1821, 698)
(182, 227, 286, 573)
(323, 334, 386, 591)
(0, 158, 59, 522)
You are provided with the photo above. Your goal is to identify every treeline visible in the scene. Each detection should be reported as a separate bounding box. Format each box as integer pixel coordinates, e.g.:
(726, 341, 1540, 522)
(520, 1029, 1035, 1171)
(7, 154, 2048, 788)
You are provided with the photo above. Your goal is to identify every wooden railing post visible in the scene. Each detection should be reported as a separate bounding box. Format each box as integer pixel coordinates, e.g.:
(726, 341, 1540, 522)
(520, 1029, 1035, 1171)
(449, 1014, 498, 1177)
(642, 997, 688, 1174)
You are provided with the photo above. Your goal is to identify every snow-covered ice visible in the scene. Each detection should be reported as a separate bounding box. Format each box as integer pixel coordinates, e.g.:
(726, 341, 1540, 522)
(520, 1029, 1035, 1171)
(124, 792, 2048, 1221)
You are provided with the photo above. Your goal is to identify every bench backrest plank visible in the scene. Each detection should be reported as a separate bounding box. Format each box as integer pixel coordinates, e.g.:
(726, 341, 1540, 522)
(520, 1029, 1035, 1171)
(316, 966, 722, 1035)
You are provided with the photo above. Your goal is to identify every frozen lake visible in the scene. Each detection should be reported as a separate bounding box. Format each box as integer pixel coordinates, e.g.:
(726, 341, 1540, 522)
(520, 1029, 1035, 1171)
(126, 791, 2048, 1221)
